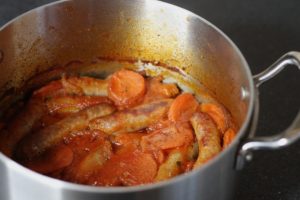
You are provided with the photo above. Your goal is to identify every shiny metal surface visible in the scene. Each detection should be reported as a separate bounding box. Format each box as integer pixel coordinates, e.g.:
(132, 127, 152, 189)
(0, 0, 297, 200)
(0, 0, 253, 127)
(0, 0, 254, 199)
(253, 51, 300, 87)
(237, 52, 300, 169)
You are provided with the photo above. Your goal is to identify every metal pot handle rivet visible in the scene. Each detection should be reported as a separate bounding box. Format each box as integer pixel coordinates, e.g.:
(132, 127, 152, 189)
(236, 51, 300, 170)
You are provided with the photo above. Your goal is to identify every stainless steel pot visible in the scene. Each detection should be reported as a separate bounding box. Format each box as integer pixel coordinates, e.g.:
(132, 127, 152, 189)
(0, 0, 299, 200)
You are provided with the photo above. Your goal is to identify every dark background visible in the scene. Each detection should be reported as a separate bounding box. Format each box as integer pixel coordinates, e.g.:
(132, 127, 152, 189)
(0, 0, 299, 199)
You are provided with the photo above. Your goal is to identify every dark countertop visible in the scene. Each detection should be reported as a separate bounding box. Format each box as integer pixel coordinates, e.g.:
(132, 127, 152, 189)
(1, 0, 299, 199)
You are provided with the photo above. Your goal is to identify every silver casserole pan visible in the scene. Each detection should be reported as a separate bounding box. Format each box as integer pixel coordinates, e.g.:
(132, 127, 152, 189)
(0, 0, 299, 200)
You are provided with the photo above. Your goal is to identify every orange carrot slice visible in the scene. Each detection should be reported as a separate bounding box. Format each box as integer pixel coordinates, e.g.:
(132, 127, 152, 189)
(143, 76, 179, 103)
(223, 128, 236, 149)
(168, 93, 198, 122)
(91, 150, 157, 186)
(141, 122, 194, 152)
(112, 132, 143, 151)
(108, 69, 146, 108)
(200, 103, 229, 133)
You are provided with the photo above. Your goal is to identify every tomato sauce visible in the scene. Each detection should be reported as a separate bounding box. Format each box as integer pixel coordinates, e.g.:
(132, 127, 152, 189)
(0, 68, 236, 186)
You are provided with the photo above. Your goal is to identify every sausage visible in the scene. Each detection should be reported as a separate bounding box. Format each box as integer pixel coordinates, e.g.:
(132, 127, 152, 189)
(33, 76, 108, 99)
(46, 95, 112, 114)
(65, 76, 108, 96)
(155, 150, 184, 181)
(0, 98, 47, 157)
(190, 112, 221, 168)
(89, 99, 172, 134)
(17, 104, 115, 160)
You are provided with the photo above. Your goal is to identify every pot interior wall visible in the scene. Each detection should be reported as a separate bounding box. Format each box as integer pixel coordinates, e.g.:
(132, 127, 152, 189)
(0, 0, 251, 127)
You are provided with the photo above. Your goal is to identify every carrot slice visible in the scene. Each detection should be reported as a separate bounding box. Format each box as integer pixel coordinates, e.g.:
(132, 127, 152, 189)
(141, 122, 194, 152)
(24, 145, 73, 174)
(108, 69, 146, 108)
(112, 132, 143, 153)
(168, 93, 198, 122)
(200, 103, 229, 133)
(143, 76, 179, 103)
(223, 128, 236, 149)
(91, 150, 157, 186)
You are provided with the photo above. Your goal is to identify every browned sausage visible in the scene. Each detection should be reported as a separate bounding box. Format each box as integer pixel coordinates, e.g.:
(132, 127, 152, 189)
(0, 98, 47, 157)
(89, 99, 173, 134)
(17, 104, 115, 160)
(33, 76, 108, 99)
(46, 95, 112, 114)
(190, 112, 221, 168)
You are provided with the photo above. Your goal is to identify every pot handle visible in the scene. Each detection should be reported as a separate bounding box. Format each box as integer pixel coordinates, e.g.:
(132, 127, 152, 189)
(236, 51, 300, 170)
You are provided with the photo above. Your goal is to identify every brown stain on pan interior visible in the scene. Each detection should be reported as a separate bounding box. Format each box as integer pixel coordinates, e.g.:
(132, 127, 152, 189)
(0, 0, 250, 131)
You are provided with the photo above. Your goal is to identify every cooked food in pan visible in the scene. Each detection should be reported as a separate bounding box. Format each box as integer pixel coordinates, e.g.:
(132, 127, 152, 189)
(0, 67, 236, 186)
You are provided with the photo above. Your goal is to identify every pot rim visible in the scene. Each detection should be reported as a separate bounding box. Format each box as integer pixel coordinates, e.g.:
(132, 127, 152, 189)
(0, 0, 255, 193)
